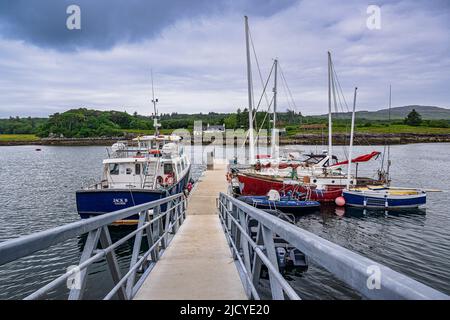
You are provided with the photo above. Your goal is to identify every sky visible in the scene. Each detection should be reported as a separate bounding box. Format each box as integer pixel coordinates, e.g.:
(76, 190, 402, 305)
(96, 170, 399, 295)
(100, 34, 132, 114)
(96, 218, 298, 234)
(0, 0, 449, 118)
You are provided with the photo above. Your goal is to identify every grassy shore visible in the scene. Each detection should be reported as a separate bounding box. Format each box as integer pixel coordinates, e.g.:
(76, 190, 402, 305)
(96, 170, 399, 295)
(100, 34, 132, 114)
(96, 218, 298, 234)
(285, 124, 450, 136)
(1, 125, 450, 146)
(0, 134, 39, 142)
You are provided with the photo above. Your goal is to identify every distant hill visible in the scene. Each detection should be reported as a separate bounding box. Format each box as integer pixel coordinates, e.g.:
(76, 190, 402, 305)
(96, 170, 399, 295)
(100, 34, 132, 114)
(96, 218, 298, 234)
(314, 105, 450, 120)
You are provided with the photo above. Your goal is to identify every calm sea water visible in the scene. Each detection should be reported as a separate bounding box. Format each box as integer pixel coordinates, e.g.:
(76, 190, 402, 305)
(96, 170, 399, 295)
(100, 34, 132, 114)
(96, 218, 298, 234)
(0, 143, 449, 299)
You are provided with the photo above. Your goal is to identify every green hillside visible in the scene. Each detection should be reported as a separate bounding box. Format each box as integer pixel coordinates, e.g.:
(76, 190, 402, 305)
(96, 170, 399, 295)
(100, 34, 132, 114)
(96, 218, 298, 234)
(316, 105, 450, 120)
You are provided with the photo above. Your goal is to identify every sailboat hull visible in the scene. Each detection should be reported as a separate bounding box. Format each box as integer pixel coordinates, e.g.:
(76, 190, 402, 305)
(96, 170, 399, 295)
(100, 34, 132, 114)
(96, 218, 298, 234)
(236, 173, 343, 202)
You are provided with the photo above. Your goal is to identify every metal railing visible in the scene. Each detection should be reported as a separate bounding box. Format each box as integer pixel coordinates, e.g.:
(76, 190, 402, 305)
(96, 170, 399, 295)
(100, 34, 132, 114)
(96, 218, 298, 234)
(0, 193, 187, 300)
(218, 192, 449, 300)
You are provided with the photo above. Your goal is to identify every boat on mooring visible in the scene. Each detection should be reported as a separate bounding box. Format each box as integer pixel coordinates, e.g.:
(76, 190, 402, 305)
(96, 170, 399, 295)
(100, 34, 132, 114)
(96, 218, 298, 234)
(76, 79, 191, 220)
(341, 86, 426, 210)
(342, 187, 426, 209)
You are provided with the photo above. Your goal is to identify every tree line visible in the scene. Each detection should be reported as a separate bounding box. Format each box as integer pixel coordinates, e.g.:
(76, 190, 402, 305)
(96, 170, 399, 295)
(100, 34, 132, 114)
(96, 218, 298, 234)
(0, 108, 447, 138)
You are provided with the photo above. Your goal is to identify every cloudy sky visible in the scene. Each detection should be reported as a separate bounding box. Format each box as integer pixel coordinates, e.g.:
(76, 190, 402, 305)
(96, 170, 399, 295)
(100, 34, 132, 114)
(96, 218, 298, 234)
(0, 0, 449, 117)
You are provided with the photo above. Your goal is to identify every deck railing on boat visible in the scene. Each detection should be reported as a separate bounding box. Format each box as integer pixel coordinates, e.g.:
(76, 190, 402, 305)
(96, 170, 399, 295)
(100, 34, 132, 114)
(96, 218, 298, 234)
(0, 193, 187, 300)
(218, 192, 449, 300)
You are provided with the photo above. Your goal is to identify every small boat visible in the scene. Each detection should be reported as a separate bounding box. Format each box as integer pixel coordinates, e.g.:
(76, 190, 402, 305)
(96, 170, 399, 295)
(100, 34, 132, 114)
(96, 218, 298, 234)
(342, 87, 426, 210)
(237, 195, 320, 214)
(342, 187, 426, 209)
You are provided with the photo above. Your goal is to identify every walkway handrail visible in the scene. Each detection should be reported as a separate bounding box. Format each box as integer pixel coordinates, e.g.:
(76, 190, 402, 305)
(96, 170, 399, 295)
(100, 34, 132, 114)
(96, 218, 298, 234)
(218, 192, 449, 300)
(0, 192, 187, 300)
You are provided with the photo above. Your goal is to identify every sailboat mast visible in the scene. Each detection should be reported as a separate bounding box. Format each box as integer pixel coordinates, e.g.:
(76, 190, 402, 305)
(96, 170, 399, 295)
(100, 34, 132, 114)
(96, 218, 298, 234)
(386, 84, 392, 184)
(271, 59, 278, 157)
(347, 87, 358, 189)
(245, 16, 255, 164)
(327, 52, 333, 162)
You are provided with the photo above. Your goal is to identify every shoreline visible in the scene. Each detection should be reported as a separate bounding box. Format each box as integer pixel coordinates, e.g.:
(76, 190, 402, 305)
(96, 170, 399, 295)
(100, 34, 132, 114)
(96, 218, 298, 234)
(1, 133, 450, 146)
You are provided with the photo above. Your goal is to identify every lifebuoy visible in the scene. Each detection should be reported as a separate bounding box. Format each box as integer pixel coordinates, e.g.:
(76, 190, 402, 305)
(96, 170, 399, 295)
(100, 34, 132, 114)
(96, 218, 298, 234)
(165, 174, 174, 185)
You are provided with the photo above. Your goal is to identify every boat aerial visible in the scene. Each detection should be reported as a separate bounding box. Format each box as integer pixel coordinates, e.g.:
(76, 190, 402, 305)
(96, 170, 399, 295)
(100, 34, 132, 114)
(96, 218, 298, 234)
(76, 74, 191, 220)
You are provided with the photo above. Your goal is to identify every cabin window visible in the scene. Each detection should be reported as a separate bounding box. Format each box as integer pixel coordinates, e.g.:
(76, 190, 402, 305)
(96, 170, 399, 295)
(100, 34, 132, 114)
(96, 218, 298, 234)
(177, 163, 182, 174)
(181, 159, 185, 170)
(126, 168, 132, 175)
(135, 163, 141, 175)
(164, 163, 173, 175)
(109, 163, 119, 175)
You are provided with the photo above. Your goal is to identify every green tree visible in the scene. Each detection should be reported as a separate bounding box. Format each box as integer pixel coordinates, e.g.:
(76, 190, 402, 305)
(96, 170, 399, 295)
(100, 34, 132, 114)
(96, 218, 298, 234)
(404, 109, 422, 126)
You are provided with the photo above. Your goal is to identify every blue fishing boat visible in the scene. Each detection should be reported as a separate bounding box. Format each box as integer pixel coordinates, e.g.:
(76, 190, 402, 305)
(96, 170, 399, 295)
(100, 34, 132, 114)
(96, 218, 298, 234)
(76, 135, 191, 221)
(237, 195, 320, 214)
(76, 81, 191, 222)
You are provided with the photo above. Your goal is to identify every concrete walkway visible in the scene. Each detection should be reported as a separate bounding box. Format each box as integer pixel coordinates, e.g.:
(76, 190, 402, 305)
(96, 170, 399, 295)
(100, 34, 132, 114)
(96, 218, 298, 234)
(134, 162, 247, 300)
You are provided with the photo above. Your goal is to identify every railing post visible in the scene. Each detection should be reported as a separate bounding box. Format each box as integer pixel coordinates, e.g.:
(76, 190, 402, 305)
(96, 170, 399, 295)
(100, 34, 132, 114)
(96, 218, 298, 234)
(179, 195, 186, 225)
(99, 226, 127, 300)
(144, 209, 158, 263)
(172, 199, 179, 234)
(261, 225, 285, 300)
(161, 201, 173, 249)
(238, 210, 252, 273)
(232, 208, 241, 261)
(125, 210, 148, 298)
(251, 223, 264, 287)
(68, 228, 101, 300)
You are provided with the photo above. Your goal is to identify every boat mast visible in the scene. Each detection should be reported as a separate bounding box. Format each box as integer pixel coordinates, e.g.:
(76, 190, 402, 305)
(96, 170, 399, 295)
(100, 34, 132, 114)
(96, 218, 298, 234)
(327, 52, 333, 163)
(271, 58, 278, 158)
(386, 84, 392, 185)
(151, 69, 160, 136)
(245, 16, 255, 164)
(346, 87, 358, 189)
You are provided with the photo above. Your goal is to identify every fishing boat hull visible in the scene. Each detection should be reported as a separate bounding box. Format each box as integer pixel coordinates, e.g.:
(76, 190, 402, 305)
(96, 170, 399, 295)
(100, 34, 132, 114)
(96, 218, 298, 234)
(76, 169, 190, 219)
(342, 189, 426, 209)
(236, 173, 343, 202)
(237, 196, 320, 214)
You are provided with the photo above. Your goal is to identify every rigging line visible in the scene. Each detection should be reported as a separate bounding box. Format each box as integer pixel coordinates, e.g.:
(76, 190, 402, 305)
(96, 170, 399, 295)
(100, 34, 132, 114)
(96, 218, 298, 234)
(279, 63, 298, 110)
(279, 67, 293, 112)
(330, 59, 350, 112)
(253, 62, 275, 115)
(248, 28, 271, 108)
(239, 63, 274, 150)
(248, 28, 271, 129)
(330, 60, 348, 159)
(255, 95, 274, 140)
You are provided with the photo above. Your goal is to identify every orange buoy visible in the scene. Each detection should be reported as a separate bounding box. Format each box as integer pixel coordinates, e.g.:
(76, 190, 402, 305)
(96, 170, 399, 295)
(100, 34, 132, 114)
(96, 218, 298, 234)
(335, 196, 346, 207)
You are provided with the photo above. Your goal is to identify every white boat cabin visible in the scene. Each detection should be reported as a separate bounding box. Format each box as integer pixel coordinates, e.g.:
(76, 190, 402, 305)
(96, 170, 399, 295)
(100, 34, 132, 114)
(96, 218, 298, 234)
(91, 134, 190, 190)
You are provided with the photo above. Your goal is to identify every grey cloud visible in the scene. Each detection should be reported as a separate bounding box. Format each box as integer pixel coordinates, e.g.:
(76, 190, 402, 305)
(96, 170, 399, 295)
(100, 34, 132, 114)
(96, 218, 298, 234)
(0, 0, 297, 51)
